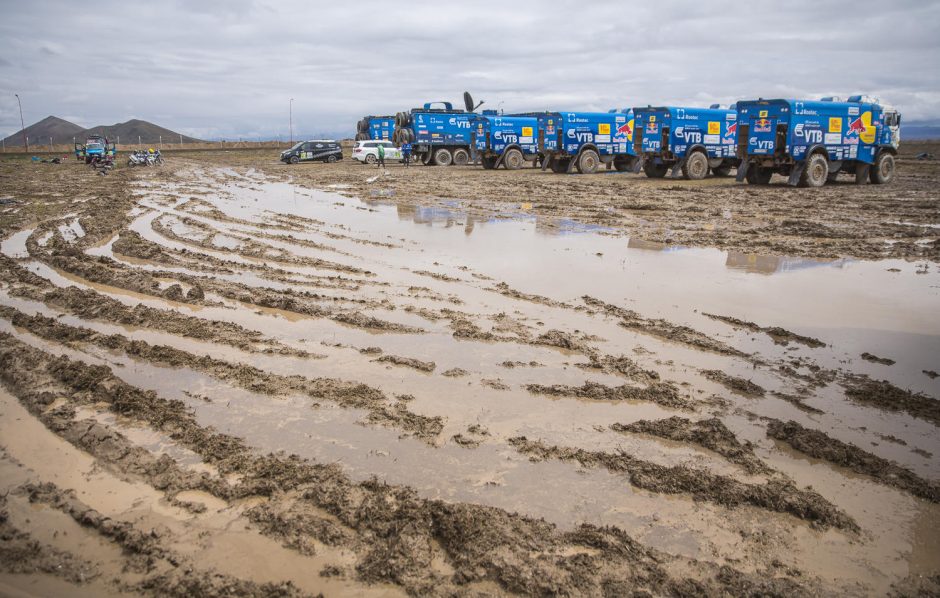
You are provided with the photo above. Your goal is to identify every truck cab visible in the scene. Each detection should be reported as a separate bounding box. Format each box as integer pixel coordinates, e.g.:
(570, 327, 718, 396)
(471, 111, 540, 170)
(75, 135, 116, 164)
(536, 111, 637, 174)
(736, 96, 900, 187)
(633, 105, 738, 179)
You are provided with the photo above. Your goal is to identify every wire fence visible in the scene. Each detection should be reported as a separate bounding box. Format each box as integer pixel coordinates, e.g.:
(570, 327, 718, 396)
(0, 139, 356, 155)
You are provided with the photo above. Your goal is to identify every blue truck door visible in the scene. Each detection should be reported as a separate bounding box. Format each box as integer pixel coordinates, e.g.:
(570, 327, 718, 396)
(748, 110, 776, 155)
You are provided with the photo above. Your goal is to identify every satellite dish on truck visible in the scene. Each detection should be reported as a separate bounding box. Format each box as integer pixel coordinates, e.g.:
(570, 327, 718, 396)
(464, 92, 484, 113)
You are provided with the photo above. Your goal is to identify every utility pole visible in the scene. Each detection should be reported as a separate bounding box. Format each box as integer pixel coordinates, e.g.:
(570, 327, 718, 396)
(159, 135, 162, 149)
(289, 98, 294, 145)
(138, 135, 141, 147)
(179, 133, 183, 146)
(14, 93, 28, 151)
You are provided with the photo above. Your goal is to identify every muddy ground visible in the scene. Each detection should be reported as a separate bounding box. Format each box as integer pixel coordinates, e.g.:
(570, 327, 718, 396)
(0, 144, 938, 596)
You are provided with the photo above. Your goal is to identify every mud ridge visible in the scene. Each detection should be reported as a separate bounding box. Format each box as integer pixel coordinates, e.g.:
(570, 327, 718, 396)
(702, 369, 766, 397)
(766, 419, 940, 502)
(526, 381, 694, 410)
(703, 313, 826, 348)
(613, 417, 771, 474)
(583, 296, 747, 357)
(841, 374, 940, 426)
(508, 437, 857, 531)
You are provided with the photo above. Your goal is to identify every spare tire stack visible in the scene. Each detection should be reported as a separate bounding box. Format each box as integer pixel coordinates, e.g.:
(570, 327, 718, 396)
(392, 112, 415, 146)
(355, 117, 370, 141)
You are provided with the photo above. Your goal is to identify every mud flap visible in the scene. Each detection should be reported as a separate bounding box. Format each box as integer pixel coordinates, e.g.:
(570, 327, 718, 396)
(541, 155, 552, 172)
(787, 163, 805, 187)
(632, 156, 644, 174)
(855, 163, 870, 185)
(494, 150, 506, 169)
(670, 158, 685, 178)
(566, 153, 578, 174)
(735, 161, 749, 183)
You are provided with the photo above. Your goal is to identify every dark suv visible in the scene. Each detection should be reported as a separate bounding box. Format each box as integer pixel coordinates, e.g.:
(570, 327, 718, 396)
(280, 140, 343, 164)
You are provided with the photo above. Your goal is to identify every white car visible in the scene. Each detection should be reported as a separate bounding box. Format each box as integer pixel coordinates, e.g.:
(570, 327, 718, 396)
(352, 140, 402, 164)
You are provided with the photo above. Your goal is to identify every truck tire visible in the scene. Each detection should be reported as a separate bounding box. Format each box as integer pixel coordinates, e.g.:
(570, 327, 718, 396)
(711, 162, 733, 177)
(745, 166, 773, 185)
(452, 149, 470, 166)
(870, 152, 895, 184)
(355, 132, 368, 141)
(433, 148, 453, 166)
(643, 161, 668, 178)
(482, 156, 497, 169)
(798, 153, 828, 187)
(503, 148, 524, 170)
(682, 150, 709, 180)
(551, 157, 571, 173)
(576, 149, 599, 174)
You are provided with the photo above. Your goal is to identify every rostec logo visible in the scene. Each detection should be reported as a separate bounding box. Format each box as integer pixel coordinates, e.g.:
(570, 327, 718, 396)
(794, 123, 822, 144)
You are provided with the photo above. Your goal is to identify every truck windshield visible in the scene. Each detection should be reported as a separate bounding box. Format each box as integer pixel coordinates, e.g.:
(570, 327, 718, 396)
(86, 143, 103, 150)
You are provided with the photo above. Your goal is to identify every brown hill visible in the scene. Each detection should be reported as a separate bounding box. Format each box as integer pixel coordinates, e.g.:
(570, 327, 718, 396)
(2, 115, 85, 147)
(80, 119, 204, 146)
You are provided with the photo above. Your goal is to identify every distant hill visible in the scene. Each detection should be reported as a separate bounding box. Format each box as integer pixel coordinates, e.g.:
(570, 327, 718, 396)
(2, 115, 85, 147)
(80, 119, 204, 145)
(2, 116, 205, 147)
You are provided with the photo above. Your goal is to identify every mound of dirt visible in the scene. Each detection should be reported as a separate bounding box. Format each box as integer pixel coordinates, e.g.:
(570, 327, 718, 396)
(841, 375, 940, 425)
(526, 381, 693, 410)
(702, 369, 766, 397)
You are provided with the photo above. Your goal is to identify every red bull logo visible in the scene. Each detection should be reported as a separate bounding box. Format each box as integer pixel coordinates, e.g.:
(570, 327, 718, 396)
(617, 121, 632, 136)
(846, 111, 876, 144)
(753, 118, 771, 133)
(725, 122, 737, 138)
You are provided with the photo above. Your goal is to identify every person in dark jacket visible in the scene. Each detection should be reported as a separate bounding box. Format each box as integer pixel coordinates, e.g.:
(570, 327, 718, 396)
(401, 142, 412, 167)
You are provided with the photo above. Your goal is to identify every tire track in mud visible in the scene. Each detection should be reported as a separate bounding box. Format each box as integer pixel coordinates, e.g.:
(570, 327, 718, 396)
(0, 332, 819, 597)
(0, 308, 443, 441)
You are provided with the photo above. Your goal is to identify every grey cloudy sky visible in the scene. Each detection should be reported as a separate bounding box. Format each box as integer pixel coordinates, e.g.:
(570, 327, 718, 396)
(1, 0, 938, 140)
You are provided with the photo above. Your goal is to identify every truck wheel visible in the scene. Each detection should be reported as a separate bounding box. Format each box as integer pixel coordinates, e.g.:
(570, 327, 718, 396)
(576, 149, 599, 174)
(503, 148, 524, 170)
(643, 161, 668, 178)
(682, 150, 709, 180)
(551, 158, 571, 173)
(799, 153, 828, 187)
(355, 132, 368, 141)
(452, 149, 470, 166)
(365, 154, 376, 164)
(745, 166, 773, 185)
(482, 156, 497, 169)
(711, 162, 733, 177)
(870, 152, 895, 184)
(433, 148, 453, 166)
(289, 156, 300, 165)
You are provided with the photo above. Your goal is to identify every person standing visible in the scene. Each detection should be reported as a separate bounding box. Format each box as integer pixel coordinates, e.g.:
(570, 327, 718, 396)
(401, 142, 412, 167)
(377, 143, 385, 168)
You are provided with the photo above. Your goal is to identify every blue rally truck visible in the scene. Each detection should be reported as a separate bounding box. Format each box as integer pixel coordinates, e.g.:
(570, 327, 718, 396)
(735, 96, 901, 187)
(392, 102, 475, 166)
(355, 116, 395, 141)
(471, 111, 540, 170)
(537, 111, 638, 174)
(633, 105, 738, 179)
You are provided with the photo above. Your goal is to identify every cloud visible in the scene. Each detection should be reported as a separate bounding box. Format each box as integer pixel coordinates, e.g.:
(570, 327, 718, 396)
(1, 0, 938, 139)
